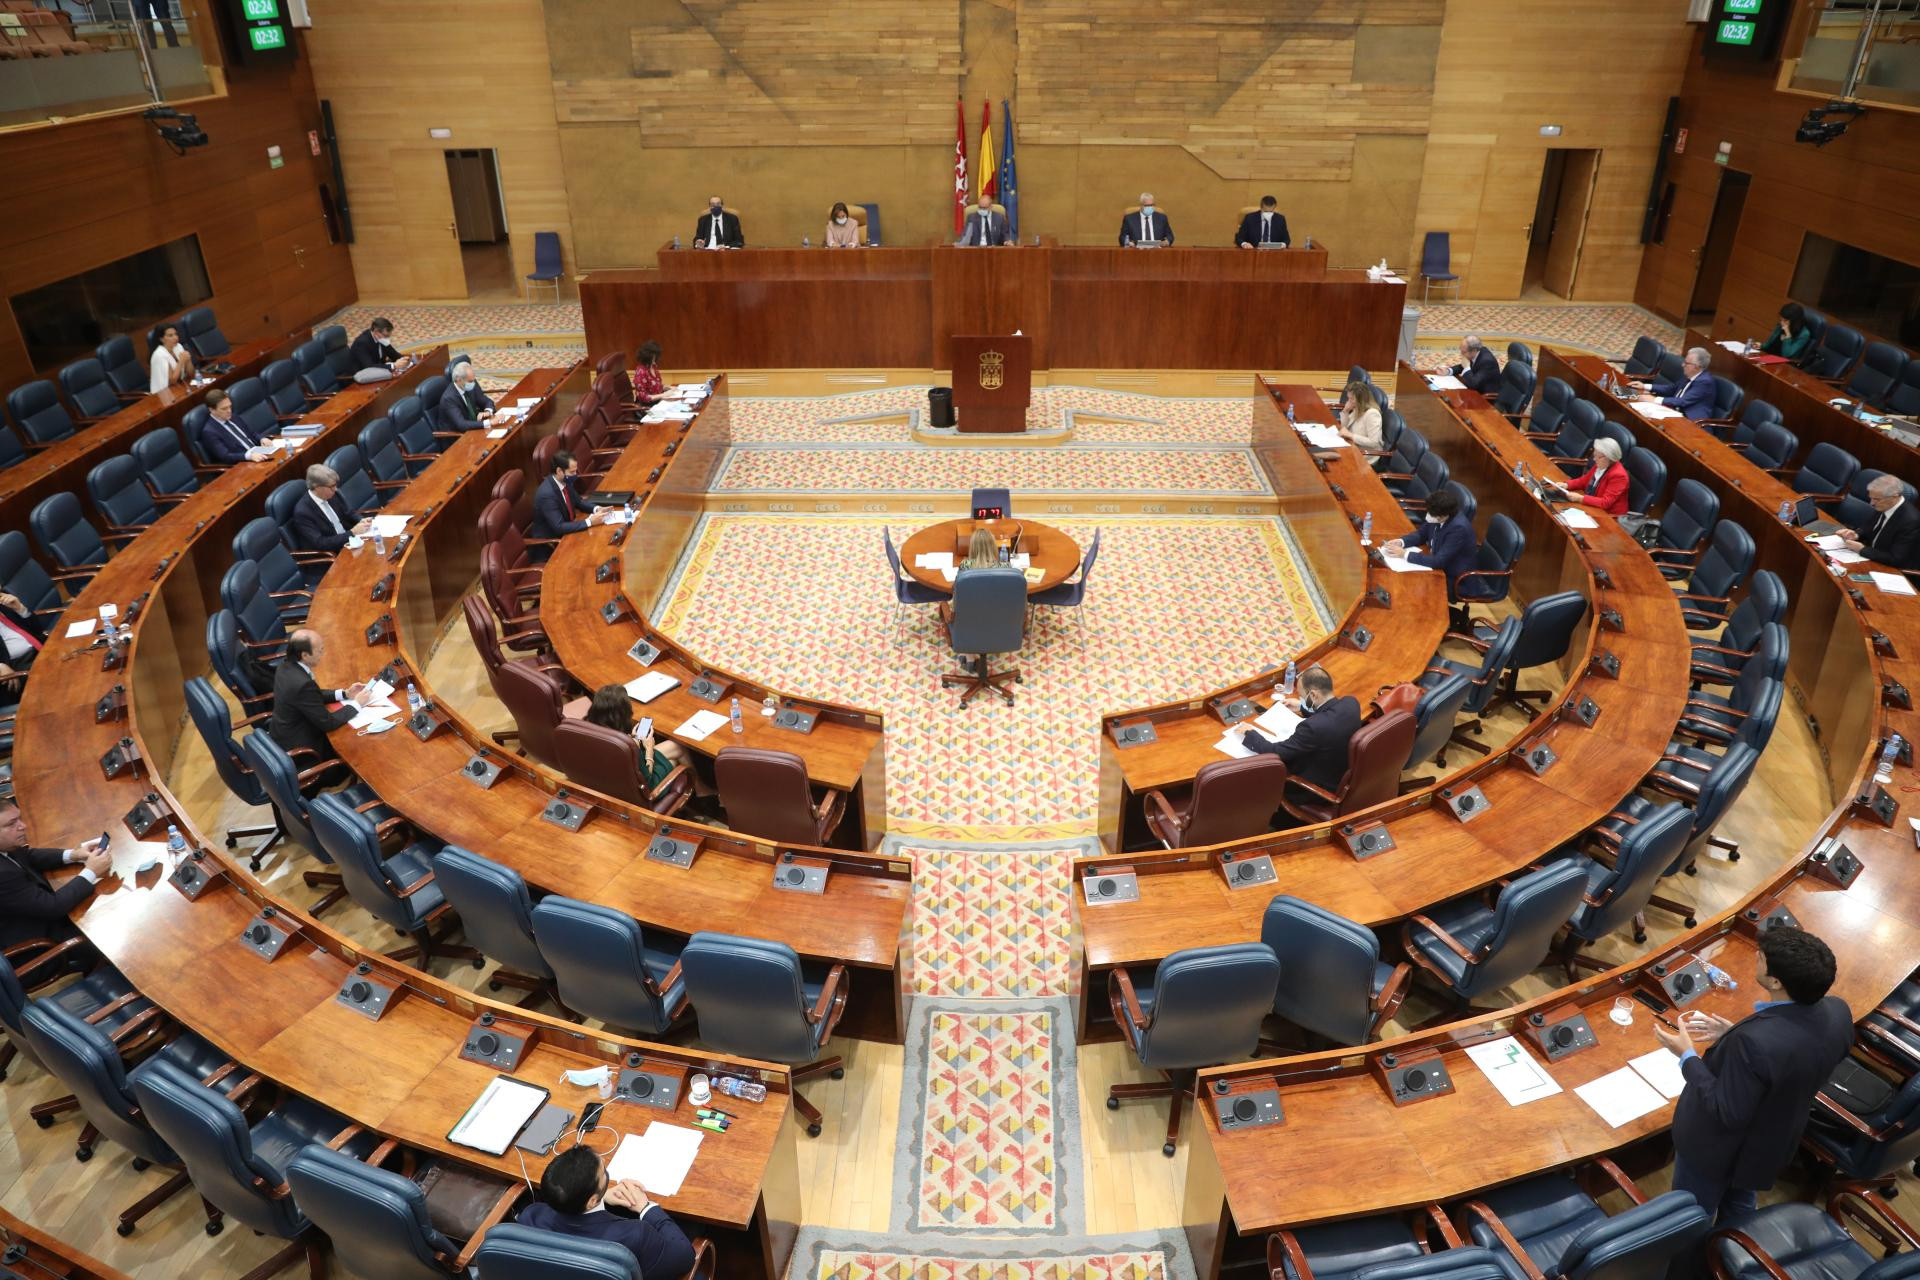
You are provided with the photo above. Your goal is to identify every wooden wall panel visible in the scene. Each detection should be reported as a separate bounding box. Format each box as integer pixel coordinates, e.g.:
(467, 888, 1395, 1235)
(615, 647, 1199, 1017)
(1634, 29, 1920, 340)
(0, 49, 354, 386)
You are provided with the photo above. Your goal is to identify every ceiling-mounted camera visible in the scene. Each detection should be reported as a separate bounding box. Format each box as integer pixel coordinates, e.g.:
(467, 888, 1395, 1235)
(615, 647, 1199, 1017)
(143, 105, 209, 154)
(1794, 100, 1864, 148)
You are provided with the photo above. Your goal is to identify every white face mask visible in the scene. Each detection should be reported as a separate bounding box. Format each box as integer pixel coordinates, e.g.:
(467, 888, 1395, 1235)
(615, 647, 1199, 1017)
(1425, 513, 1441, 524)
(1141, 203, 1154, 212)
(835, 215, 847, 224)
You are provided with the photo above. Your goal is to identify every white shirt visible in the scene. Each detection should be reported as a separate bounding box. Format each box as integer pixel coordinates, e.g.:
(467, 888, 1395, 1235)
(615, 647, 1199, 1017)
(0, 620, 31, 663)
(1139, 209, 1152, 240)
(1261, 211, 1274, 241)
(59, 848, 99, 885)
(706, 211, 725, 248)
(149, 344, 183, 395)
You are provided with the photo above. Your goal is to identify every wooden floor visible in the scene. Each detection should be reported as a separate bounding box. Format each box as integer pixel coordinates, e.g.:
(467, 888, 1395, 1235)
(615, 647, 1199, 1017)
(2, 560, 1907, 1275)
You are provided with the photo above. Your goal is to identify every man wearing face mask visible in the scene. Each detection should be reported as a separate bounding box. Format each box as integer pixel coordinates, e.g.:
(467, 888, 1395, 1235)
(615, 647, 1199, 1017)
(437, 361, 495, 433)
(1230, 665, 1362, 820)
(1384, 487, 1478, 631)
(1119, 193, 1173, 246)
(957, 196, 1010, 247)
(692, 196, 745, 250)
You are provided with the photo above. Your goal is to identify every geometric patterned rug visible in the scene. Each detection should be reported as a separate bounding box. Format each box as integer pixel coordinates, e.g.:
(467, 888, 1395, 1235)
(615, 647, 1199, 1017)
(731, 385, 1264, 444)
(714, 444, 1270, 497)
(794, 1230, 1194, 1280)
(904, 843, 1079, 1000)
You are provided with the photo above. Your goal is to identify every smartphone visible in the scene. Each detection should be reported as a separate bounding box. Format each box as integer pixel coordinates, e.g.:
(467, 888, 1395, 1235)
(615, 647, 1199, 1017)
(95, 830, 109, 853)
(634, 717, 653, 740)
(1631, 989, 1671, 1015)
(579, 1101, 606, 1133)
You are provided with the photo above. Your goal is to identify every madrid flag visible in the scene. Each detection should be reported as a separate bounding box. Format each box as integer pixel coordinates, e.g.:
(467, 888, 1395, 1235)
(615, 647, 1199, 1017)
(952, 98, 969, 236)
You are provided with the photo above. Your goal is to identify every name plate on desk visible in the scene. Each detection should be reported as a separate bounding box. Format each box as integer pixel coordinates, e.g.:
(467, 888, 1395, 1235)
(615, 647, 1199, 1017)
(772, 706, 818, 734)
(1211, 1080, 1285, 1131)
(1110, 720, 1157, 748)
(646, 830, 700, 868)
(627, 638, 663, 667)
(1083, 868, 1139, 904)
(1218, 851, 1276, 890)
(772, 853, 828, 894)
(1650, 956, 1713, 1008)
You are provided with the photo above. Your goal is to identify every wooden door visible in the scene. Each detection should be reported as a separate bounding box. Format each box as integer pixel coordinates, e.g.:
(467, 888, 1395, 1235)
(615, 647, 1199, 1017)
(1469, 147, 1548, 299)
(393, 146, 467, 299)
(1542, 150, 1601, 298)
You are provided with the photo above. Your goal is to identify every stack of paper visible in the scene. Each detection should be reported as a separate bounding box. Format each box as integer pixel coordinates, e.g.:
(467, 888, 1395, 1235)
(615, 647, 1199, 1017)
(1380, 552, 1433, 574)
(1629, 402, 1681, 421)
(1627, 1048, 1688, 1099)
(1870, 571, 1917, 597)
(368, 514, 412, 539)
(1253, 701, 1303, 742)
(516, 397, 543, 409)
(64, 618, 97, 639)
(1464, 1037, 1563, 1106)
(1558, 508, 1600, 530)
(914, 552, 955, 571)
(607, 1122, 704, 1197)
(1717, 340, 1749, 354)
(675, 710, 730, 741)
(666, 383, 711, 399)
(349, 703, 400, 730)
(1573, 1066, 1668, 1128)
(626, 671, 681, 703)
(1426, 374, 1466, 391)
(283, 423, 324, 437)
(1299, 425, 1348, 449)
(485, 427, 511, 439)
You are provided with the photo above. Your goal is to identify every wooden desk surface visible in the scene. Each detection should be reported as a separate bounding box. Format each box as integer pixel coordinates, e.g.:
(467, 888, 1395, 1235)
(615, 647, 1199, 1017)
(897, 517, 1080, 594)
(8, 360, 799, 1255)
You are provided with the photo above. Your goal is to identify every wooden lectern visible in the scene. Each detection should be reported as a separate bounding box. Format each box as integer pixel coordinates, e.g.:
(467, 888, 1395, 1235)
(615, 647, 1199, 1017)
(949, 334, 1032, 434)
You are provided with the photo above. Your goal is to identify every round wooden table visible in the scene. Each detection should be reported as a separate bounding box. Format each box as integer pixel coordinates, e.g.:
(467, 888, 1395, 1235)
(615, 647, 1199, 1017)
(898, 518, 1081, 594)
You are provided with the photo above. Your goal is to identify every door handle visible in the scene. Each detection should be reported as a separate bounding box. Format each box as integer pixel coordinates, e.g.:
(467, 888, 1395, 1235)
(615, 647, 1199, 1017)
(448, 221, 457, 238)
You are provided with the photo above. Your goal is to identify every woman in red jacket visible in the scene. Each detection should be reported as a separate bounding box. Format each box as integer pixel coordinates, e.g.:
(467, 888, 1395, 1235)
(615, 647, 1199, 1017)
(631, 340, 666, 408)
(1555, 436, 1630, 515)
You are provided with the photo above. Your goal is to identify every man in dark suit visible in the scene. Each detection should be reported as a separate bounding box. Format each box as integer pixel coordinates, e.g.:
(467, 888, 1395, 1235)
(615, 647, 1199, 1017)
(516, 1146, 696, 1279)
(1636, 345, 1717, 421)
(1655, 926, 1853, 1222)
(437, 362, 495, 433)
(348, 317, 412, 374)
(1386, 487, 1478, 630)
(532, 449, 612, 543)
(1232, 666, 1363, 817)
(0, 590, 49, 686)
(197, 389, 269, 465)
(0, 801, 111, 953)
(1451, 337, 1502, 395)
(1118, 193, 1173, 246)
(692, 196, 745, 249)
(289, 464, 368, 553)
(1235, 195, 1290, 248)
(268, 630, 366, 772)
(1841, 474, 1920, 570)
(957, 197, 1010, 247)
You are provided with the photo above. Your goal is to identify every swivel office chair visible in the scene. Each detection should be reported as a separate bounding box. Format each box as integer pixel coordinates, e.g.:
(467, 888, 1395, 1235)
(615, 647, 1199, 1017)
(87, 454, 173, 536)
(8, 381, 77, 446)
(183, 677, 285, 870)
(1468, 590, 1587, 717)
(1451, 514, 1525, 624)
(233, 515, 326, 598)
(529, 897, 688, 1035)
(1491, 358, 1536, 421)
(309, 793, 481, 972)
(317, 324, 354, 382)
(1551, 800, 1692, 973)
(1690, 571, 1787, 686)
(429, 848, 563, 1012)
(1402, 860, 1588, 1018)
(1402, 673, 1473, 780)
(264, 477, 310, 533)
(680, 931, 847, 1137)
(1528, 399, 1595, 464)
(180, 307, 233, 361)
(241, 730, 377, 915)
(491, 660, 567, 768)
(1030, 528, 1100, 637)
(220, 560, 292, 649)
(1421, 615, 1521, 761)
(1806, 323, 1864, 380)
(390, 395, 440, 462)
(1280, 710, 1417, 825)
(286, 1142, 520, 1280)
(228, 377, 278, 440)
(95, 335, 148, 399)
(0, 950, 147, 1088)
(1704, 395, 1778, 442)
(1261, 896, 1408, 1048)
(1829, 470, 1916, 532)
(0, 423, 26, 472)
(1710, 1195, 1920, 1280)
(1673, 623, 1788, 747)
(1741, 421, 1800, 474)
(1526, 377, 1575, 438)
(1463, 1170, 1710, 1280)
(1863, 980, 1920, 1071)
(1106, 943, 1280, 1156)
(713, 746, 843, 846)
(1335, 1248, 1529, 1279)
(58, 357, 122, 421)
(1803, 1067, 1920, 1197)
(293, 340, 338, 401)
(1648, 479, 1720, 580)
(29, 491, 112, 576)
(1143, 756, 1288, 850)
(553, 719, 693, 816)
(130, 425, 206, 497)
(1654, 351, 1684, 385)
(1267, 1206, 1465, 1280)
(0, 530, 73, 619)
(942, 565, 1028, 706)
(1673, 520, 1755, 629)
(1791, 443, 1861, 498)
(471, 1224, 648, 1280)
(261, 359, 309, 421)
(361, 417, 423, 487)
(324, 443, 399, 515)
(1622, 338, 1665, 378)
(1623, 447, 1666, 515)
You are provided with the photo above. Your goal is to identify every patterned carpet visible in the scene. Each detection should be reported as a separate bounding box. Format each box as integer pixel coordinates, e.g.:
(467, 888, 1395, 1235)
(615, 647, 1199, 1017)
(795, 1230, 1188, 1280)
(732, 386, 1261, 444)
(904, 843, 1079, 1000)
(715, 446, 1270, 496)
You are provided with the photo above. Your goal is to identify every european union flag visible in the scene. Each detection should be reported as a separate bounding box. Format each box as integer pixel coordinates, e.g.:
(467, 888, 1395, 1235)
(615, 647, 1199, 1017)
(1000, 99, 1019, 241)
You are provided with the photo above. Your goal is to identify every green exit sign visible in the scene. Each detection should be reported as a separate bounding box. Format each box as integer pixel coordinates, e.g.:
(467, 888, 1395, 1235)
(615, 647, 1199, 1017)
(1716, 19, 1756, 44)
(247, 23, 285, 49)
(1724, 0, 1762, 11)
(242, 0, 277, 17)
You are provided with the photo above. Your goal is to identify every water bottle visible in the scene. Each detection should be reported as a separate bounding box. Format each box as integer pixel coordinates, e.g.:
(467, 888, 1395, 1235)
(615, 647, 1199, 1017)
(1514, 458, 1526, 481)
(802, 236, 811, 248)
(1360, 511, 1373, 545)
(672, 235, 681, 250)
(1282, 661, 1297, 696)
(1744, 337, 1757, 357)
(624, 495, 636, 522)
(729, 697, 744, 734)
(165, 824, 186, 858)
(1304, 235, 1313, 249)
(1285, 401, 1296, 425)
(715, 1076, 767, 1103)
(372, 531, 386, 556)
(406, 684, 424, 714)
(1033, 233, 1041, 246)
(1778, 500, 1794, 524)
(1876, 733, 1903, 783)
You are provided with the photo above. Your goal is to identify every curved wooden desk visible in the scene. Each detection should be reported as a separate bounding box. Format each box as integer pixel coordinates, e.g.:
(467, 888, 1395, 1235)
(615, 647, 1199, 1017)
(897, 517, 1080, 594)
(310, 375, 911, 1043)
(10, 358, 804, 1280)
(0, 1205, 131, 1280)
(1177, 360, 1914, 1279)
(1071, 376, 1695, 1041)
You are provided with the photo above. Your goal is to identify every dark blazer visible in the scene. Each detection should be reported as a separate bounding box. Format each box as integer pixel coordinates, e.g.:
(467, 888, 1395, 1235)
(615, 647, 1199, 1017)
(1118, 209, 1173, 246)
(532, 475, 591, 540)
(1673, 997, 1853, 1191)
(268, 659, 354, 762)
(437, 382, 494, 433)
(198, 412, 261, 465)
(289, 490, 356, 553)
(1235, 209, 1290, 247)
(517, 1202, 696, 1280)
(348, 330, 401, 372)
(1244, 694, 1363, 794)
(958, 210, 1010, 247)
(1857, 500, 1920, 570)
(0, 598, 49, 673)
(1403, 513, 1478, 588)
(1453, 347, 1502, 395)
(0, 846, 95, 949)
(1652, 372, 1716, 421)
(693, 209, 745, 248)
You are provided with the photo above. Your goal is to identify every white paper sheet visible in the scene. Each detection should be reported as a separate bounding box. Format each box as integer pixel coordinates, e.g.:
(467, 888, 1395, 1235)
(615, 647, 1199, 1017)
(1464, 1037, 1563, 1107)
(1871, 571, 1918, 596)
(1717, 340, 1748, 354)
(1558, 508, 1600, 529)
(368, 514, 412, 538)
(516, 397, 542, 408)
(485, 428, 510, 439)
(1300, 426, 1348, 449)
(1253, 702, 1303, 741)
(1810, 534, 1847, 551)
(1213, 731, 1254, 760)
(627, 671, 681, 703)
(1380, 553, 1434, 573)
(363, 679, 395, 703)
(1009, 553, 1031, 569)
(64, 619, 97, 639)
(1629, 401, 1681, 421)
(607, 1122, 704, 1197)
(448, 1077, 549, 1155)
(940, 567, 958, 583)
(1426, 375, 1465, 390)
(1829, 549, 1866, 565)
(349, 704, 399, 730)
(1574, 1066, 1669, 1128)
(913, 552, 954, 571)
(1628, 1048, 1688, 1100)
(674, 710, 730, 741)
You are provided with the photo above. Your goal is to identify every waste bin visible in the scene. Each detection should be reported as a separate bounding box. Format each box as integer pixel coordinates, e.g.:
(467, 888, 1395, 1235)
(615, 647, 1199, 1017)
(1399, 305, 1420, 367)
(928, 386, 955, 428)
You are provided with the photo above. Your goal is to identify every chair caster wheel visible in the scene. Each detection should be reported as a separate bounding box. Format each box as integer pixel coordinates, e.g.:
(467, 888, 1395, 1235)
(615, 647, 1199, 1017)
(807, 1123, 821, 1138)
(34, 1115, 54, 1129)
(831, 1067, 845, 1079)
(1683, 864, 1698, 876)
(116, 1223, 134, 1238)
(1162, 1142, 1176, 1157)
(1727, 851, 1740, 862)
(1684, 916, 1698, 928)
(131, 1157, 150, 1171)
(488, 980, 503, 992)
(470, 957, 485, 969)
(1632, 928, 1647, 944)
(1106, 1097, 1119, 1111)
(205, 1221, 222, 1238)
(74, 1145, 92, 1161)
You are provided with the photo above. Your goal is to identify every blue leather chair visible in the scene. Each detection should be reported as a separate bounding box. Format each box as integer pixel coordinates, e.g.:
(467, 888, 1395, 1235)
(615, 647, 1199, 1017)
(1705, 374, 1744, 425)
(1525, 377, 1575, 438)
(206, 610, 273, 712)
(1421, 615, 1520, 761)
(416, 374, 451, 429)
(0, 423, 27, 471)
(228, 376, 279, 441)
(1545, 401, 1604, 472)
(1452, 514, 1525, 623)
(286, 1142, 510, 1280)
(1648, 479, 1720, 582)
(1440, 481, 1477, 526)
(324, 443, 395, 516)
(1708, 396, 1781, 445)
(86, 455, 172, 536)
(317, 324, 354, 382)
(529, 897, 688, 1035)
(179, 307, 232, 361)
(1105, 943, 1280, 1156)
(1653, 677, 1784, 812)
(1469, 589, 1586, 717)
(59, 357, 122, 421)
(1863, 981, 1920, 1072)
(969, 485, 1011, 517)
(472, 1223, 641, 1280)
(1888, 359, 1920, 419)
(1623, 446, 1666, 515)
(1804, 1065, 1920, 1195)
(0, 950, 145, 1085)
(1491, 358, 1536, 420)
(1710, 1196, 1920, 1280)
(261, 358, 310, 419)
(1674, 623, 1788, 747)
(183, 676, 284, 870)
(0, 530, 74, 618)
(180, 405, 215, 466)
(1347, 1247, 1526, 1279)
(242, 730, 385, 915)
(1463, 1173, 1709, 1280)
(130, 425, 206, 497)
(1590, 417, 1636, 464)
(1418, 232, 1458, 303)
(1403, 860, 1588, 1013)
(882, 527, 944, 639)
(29, 491, 111, 574)
(8, 380, 77, 446)
(942, 564, 1028, 707)
(1673, 520, 1755, 629)
(19, 1000, 236, 1235)
(234, 514, 327, 599)
(360, 417, 419, 490)
(1551, 799, 1692, 972)
(129, 1055, 372, 1268)
(1601, 742, 1762, 928)
(1030, 528, 1100, 633)
(1623, 337, 1665, 378)
(221, 559, 292, 648)
(681, 931, 847, 1137)
(1506, 341, 1533, 367)
(1800, 307, 1830, 347)
(1741, 421, 1801, 474)
(1791, 443, 1861, 498)
(1806, 323, 1864, 380)
(1266, 1206, 1461, 1280)
(1654, 351, 1684, 386)
(293, 340, 338, 400)
(95, 335, 149, 399)
(1404, 672, 1472, 775)
(1388, 450, 1450, 514)
(1690, 571, 1787, 686)
(1383, 426, 1428, 479)
(309, 793, 480, 972)
(265, 477, 310, 532)
(430, 848, 561, 1010)
(390, 395, 440, 461)
(1261, 896, 1407, 1047)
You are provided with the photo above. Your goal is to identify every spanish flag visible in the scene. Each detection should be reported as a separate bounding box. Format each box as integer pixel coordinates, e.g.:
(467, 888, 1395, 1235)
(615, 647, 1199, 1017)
(977, 100, 997, 202)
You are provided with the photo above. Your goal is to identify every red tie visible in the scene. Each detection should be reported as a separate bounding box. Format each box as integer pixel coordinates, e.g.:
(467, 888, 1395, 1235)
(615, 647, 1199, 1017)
(0, 611, 40, 654)
(561, 479, 575, 520)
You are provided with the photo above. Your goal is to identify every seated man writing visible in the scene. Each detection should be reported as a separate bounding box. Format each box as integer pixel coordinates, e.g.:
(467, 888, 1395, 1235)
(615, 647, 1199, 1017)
(517, 1145, 697, 1278)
